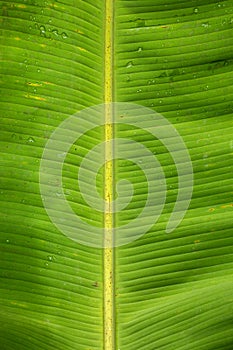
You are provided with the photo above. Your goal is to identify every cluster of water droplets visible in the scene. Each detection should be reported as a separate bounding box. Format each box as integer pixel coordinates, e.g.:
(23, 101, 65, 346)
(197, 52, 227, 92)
(37, 23, 68, 39)
(29, 18, 68, 40)
(44, 255, 56, 267)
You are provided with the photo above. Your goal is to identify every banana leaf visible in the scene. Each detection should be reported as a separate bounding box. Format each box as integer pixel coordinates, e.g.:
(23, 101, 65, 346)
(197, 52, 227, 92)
(0, 1, 233, 349)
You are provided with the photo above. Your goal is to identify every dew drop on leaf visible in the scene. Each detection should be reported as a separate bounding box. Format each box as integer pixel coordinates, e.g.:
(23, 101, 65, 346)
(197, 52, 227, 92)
(61, 32, 68, 39)
(27, 137, 35, 143)
(202, 22, 209, 28)
(126, 61, 133, 68)
(40, 25, 46, 36)
(52, 29, 59, 36)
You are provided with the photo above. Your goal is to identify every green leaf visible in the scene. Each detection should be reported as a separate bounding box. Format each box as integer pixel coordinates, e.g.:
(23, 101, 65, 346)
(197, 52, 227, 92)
(1, 1, 233, 349)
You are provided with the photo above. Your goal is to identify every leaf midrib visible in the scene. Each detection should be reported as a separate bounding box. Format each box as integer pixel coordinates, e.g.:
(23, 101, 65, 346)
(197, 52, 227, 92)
(103, 0, 115, 349)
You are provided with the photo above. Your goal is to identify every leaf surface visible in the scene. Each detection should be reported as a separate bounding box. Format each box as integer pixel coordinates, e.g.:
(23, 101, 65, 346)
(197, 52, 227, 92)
(0, 1, 233, 349)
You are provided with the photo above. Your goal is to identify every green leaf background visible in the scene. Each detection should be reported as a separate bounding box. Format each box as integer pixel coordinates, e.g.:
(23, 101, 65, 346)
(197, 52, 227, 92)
(1, 0, 233, 349)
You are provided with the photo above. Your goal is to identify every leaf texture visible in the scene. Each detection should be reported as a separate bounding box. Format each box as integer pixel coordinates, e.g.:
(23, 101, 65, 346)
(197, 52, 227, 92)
(1, 1, 233, 349)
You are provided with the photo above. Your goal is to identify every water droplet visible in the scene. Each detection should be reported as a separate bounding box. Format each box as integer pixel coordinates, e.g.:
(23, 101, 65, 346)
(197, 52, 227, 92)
(40, 25, 46, 36)
(137, 89, 142, 93)
(27, 137, 35, 143)
(193, 8, 199, 14)
(44, 262, 49, 267)
(137, 47, 142, 52)
(126, 61, 133, 68)
(6, 239, 9, 244)
(61, 32, 68, 39)
(126, 75, 131, 82)
(33, 88, 37, 93)
(47, 256, 53, 261)
(37, 69, 41, 73)
(52, 29, 59, 36)
(202, 22, 209, 28)
(48, 19, 52, 24)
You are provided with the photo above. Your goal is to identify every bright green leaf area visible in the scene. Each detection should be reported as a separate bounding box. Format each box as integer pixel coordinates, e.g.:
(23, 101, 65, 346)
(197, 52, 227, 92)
(1, 0, 233, 349)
